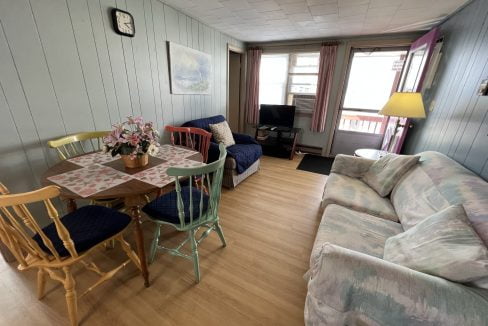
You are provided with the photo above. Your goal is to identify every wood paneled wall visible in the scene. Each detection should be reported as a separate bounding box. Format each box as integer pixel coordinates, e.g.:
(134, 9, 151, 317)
(404, 0, 488, 180)
(0, 0, 242, 193)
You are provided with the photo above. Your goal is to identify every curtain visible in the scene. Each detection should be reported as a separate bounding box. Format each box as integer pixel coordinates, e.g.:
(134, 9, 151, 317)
(245, 48, 262, 125)
(311, 44, 338, 132)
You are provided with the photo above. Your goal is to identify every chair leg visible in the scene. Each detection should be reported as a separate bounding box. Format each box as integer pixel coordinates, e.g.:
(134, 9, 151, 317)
(104, 239, 115, 250)
(189, 230, 200, 283)
(149, 225, 161, 264)
(37, 268, 47, 299)
(215, 221, 227, 247)
(62, 266, 78, 326)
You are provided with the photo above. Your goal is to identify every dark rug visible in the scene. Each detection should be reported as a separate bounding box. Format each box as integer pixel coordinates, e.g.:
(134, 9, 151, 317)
(296, 154, 335, 175)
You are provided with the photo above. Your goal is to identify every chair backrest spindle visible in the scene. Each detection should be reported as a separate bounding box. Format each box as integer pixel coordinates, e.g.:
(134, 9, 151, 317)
(165, 126, 212, 163)
(166, 144, 227, 228)
(48, 131, 110, 161)
(0, 185, 79, 266)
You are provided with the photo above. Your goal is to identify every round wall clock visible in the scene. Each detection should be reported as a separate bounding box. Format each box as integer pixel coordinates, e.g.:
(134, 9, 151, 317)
(111, 8, 135, 37)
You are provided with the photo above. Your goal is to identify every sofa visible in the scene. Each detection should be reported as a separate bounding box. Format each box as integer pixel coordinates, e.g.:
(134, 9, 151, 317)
(182, 115, 262, 188)
(306, 151, 488, 325)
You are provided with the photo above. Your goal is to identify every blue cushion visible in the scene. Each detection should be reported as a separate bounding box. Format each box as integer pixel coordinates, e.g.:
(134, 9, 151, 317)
(181, 115, 226, 132)
(32, 205, 131, 257)
(142, 187, 209, 225)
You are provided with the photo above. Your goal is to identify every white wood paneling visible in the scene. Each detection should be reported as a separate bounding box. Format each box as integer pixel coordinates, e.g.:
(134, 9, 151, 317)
(0, 0, 242, 193)
(405, 0, 488, 181)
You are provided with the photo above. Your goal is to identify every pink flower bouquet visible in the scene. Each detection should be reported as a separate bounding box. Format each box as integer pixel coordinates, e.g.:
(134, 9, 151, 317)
(103, 116, 159, 159)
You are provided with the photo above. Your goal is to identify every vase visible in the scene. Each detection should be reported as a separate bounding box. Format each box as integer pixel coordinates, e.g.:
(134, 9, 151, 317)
(121, 154, 149, 168)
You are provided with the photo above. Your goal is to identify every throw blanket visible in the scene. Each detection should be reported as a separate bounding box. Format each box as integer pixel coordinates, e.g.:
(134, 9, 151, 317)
(227, 143, 262, 174)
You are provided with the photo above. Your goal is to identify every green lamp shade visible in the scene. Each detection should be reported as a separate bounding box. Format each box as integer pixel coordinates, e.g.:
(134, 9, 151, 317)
(379, 92, 426, 118)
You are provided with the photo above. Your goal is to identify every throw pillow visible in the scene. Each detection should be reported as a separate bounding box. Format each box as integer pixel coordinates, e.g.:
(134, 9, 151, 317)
(209, 121, 235, 147)
(361, 153, 419, 197)
(383, 204, 488, 283)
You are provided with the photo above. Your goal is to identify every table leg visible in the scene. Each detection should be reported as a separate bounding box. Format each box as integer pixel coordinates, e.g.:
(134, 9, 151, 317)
(67, 199, 77, 213)
(130, 205, 150, 287)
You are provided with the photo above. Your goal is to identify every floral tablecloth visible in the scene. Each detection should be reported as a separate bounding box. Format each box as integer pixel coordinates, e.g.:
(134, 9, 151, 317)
(47, 164, 133, 198)
(47, 146, 203, 198)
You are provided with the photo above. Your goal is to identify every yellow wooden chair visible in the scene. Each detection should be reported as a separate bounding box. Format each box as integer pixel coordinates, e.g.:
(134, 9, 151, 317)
(0, 183, 141, 326)
(47, 131, 110, 160)
(47, 131, 123, 212)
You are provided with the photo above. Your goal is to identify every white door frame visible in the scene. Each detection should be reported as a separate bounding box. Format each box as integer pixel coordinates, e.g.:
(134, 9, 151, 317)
(324, 38, 415, 156)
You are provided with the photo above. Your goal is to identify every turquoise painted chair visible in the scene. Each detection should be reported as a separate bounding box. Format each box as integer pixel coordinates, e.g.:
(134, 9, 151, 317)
(142, 144, 227, 282)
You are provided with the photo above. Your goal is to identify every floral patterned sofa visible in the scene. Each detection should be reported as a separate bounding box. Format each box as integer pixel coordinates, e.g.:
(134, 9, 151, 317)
(306, 151, 488, 325)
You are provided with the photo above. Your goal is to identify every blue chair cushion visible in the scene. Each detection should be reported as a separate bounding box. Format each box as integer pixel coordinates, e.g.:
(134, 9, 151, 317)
(32, 205, 131, 257)
(142, 187, 209, 225)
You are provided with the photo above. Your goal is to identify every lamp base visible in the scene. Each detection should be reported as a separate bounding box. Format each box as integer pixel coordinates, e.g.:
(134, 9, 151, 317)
(386, 118, 405, 153)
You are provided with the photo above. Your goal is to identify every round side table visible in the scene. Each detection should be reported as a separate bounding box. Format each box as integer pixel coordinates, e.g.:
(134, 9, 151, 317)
(354, 148, 388, 160)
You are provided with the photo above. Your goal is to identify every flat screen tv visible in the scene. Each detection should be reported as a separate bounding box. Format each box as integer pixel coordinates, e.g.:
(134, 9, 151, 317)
(259, 104, 296, 128)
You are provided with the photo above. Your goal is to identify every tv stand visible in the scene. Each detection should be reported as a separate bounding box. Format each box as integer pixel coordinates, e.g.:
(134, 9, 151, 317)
(255, 125, 301, 160)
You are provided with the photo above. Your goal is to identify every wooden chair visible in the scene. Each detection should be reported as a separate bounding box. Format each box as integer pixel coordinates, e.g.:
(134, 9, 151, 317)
(47, 131, 110, 160)
(142, 144, 227, 282)
(48, 131, 122, 211)
(165, 126, 212, 163)
(0, 183, 141, 326)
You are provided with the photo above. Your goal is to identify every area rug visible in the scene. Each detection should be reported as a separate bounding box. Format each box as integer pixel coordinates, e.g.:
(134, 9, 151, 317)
(296, 154, 335, 175)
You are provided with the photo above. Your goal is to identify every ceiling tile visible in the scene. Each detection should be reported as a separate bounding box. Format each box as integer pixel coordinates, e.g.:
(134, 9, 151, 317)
(158, 0, 469, 42)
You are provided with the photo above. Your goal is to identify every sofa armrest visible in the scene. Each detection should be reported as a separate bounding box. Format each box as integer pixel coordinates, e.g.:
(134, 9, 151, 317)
(232, 132, 258, 145)
(305, 243, 488, 326)
(330, 154, 375, 178)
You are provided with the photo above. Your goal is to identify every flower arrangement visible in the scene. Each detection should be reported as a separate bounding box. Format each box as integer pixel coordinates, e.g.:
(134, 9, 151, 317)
(103, 116, 159, 160)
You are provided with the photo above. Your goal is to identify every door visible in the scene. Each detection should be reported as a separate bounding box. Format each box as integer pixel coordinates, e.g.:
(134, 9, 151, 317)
(330, 47, 408, 156)
(381, 27, 440, 153)
(228, 50, 242, 132)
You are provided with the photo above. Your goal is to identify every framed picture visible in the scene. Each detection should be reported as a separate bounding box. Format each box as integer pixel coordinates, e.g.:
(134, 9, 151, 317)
(168, 42, 212, 95)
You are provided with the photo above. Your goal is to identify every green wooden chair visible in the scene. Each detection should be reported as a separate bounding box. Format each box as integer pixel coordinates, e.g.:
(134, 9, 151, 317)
(142, 144, 227, 282)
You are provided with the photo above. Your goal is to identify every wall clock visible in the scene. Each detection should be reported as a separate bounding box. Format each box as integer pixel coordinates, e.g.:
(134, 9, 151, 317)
(111, 8, 135, 37)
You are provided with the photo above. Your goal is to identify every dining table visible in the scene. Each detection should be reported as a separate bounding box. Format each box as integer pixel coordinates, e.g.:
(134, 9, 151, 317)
(41, 144, 204, 287)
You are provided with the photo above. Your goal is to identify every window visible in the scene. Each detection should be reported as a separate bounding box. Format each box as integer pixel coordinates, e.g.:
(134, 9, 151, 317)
(288, 53, 319, 95)
(338, 49, 407, 134)
(259, 52, 320, 112)
(259, 54, 289, 105)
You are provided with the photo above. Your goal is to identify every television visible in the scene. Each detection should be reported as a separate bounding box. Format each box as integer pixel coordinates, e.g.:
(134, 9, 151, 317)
(259, 104, 296, 129)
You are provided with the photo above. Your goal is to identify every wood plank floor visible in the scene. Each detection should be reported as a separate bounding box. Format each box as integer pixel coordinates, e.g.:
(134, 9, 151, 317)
(0, 155, 326, 325)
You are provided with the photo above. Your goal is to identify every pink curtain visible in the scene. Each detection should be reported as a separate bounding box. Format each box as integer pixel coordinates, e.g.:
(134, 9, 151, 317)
(245, 48, 262, 125)
(311, 44, 338, 132)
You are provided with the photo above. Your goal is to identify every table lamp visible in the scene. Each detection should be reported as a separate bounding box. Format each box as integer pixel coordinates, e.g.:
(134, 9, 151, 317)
(379, 92, 426, 152)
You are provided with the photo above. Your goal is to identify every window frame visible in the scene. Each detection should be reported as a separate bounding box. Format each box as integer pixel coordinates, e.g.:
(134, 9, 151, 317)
(287, 52, 320, 97)
(336, 46, 409, 135)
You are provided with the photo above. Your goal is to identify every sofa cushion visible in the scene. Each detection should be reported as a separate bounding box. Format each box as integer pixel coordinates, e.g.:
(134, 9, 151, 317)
(391, 164, 449, 230)
(384, 205, 488, 284)
(209, 120, 235, 147)
(322, 173, 398, 222)
(330, 154, 375, 178)
(392, 151, 488, 245)
(361, 154, 420, 197)
(181, 115, 225, 133)
(312, 204, 403, 263)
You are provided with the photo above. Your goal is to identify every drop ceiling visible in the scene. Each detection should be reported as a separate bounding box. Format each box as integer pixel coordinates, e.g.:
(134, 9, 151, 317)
(160, 0, 470, 42)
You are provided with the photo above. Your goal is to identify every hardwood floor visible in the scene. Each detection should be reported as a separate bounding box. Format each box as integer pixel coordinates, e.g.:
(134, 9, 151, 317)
(0, 155, 326, 325)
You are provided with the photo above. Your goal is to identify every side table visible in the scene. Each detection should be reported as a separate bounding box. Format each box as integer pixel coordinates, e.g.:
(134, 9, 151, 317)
(354, 148, 388, 160)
